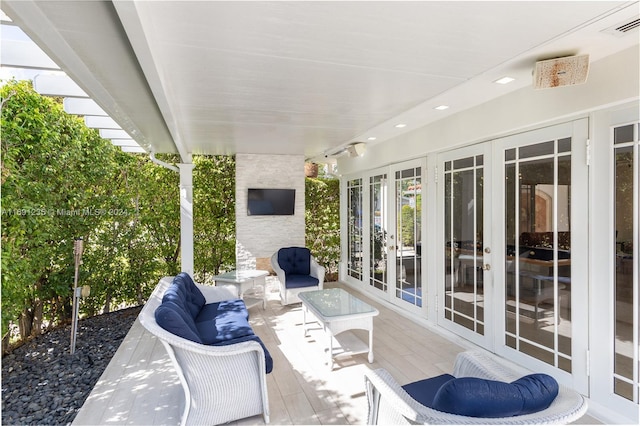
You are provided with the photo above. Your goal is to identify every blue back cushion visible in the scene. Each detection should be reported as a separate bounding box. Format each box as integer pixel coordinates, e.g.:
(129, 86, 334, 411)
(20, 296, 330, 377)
(162, 272, 206, 318)
(155, 300, 203, 344)
(196, 299, 254, 344)
(278, 247, 311, 276)
(431, 373, 559, 418)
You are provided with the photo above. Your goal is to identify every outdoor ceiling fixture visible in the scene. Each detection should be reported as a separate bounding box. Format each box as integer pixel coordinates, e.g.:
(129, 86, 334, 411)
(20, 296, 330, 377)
(347, 142, 366, 157)
(533, 54, 590, 89)
(494, 76, 515, 85)
(324, 142, 367, 159)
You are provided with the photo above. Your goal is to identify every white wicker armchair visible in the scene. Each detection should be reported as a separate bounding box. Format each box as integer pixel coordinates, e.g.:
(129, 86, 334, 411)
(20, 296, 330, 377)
(271, 247, 325, 305)
(364, 351, 587, 425)
(138, 277, 270, 425)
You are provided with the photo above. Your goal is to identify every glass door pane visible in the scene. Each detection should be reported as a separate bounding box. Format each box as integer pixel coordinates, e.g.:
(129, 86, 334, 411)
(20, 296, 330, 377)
(394, 167, 422, 307)
(443, 155, 485, 335)
(347, 178, 363, 280)
(369, 174, 388, 292)
(504, 139, 573, 372)
(613, 123, 639, 403)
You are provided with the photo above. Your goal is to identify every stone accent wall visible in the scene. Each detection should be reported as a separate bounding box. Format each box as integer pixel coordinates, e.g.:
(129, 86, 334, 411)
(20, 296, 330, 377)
(235, 154, 305, 271)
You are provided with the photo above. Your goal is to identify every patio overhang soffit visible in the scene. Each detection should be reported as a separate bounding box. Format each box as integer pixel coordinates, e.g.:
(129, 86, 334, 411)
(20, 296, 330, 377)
(2, 1, 639, 165)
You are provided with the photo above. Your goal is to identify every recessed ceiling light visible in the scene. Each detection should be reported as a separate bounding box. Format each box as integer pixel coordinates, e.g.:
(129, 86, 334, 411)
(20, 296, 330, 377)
(367, 136, 377, 141)
(494, 76, 515, 85)
(434, 105, 449, 111)
(394, 123, 407, 128)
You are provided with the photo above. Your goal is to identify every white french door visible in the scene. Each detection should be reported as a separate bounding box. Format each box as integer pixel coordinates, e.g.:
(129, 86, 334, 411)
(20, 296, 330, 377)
(437, 143, 493, 348)
(590, 105, 639, 422)
(437, 120, 589, 391)
(494, 120, 589, 394)
(389, 160, 425, 313)
(358, 160, 425, 312)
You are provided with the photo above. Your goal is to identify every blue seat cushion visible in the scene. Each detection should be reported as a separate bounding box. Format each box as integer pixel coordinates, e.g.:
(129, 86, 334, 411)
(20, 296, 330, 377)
(196, 299, 254, 345)
(278, 247, 312, 276)
(155, 300, 202, 344)
(285, 274, 319, 289)
(430, 373, 559, 418)
(402, 374, 455, 407)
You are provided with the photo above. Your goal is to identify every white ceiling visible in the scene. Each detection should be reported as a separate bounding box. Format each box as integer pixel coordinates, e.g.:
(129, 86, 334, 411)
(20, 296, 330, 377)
(2, 1, 639, 163)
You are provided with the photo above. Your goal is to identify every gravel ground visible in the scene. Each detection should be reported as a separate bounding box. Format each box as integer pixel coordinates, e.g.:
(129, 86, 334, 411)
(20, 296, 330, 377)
(1, 306, 142, 425)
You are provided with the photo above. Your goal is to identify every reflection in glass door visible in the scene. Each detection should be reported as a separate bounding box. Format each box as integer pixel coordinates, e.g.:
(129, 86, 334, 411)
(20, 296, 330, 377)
(443, 155, 485, 335)
(369, 174, 388, 292)
(394, 166, 422, 307)
(504, 138, 573, 371)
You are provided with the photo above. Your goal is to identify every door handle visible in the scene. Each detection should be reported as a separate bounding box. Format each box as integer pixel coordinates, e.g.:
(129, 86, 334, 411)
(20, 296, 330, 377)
(482, 264, 491, 271)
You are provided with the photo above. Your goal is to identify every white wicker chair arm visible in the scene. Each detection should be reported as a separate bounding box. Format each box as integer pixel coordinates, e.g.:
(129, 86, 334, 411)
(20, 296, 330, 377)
(310, 256, 326, 287)
(453, 351, 521, 381)
(196, 281, 238, 303)
(270, 253, 287, 284)
(364, 367, 429, 424)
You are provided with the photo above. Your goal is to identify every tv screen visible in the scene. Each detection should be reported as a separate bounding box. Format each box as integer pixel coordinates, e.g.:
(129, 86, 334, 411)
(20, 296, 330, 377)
(247, 188, 295, 215)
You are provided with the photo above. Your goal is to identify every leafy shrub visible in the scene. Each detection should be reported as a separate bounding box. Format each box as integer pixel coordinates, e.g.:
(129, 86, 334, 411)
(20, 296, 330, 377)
(305, 177, 340, 279)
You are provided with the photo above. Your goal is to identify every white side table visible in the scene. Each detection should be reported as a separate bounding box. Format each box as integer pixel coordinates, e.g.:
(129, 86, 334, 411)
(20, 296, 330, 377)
(212, 269, 269, 309)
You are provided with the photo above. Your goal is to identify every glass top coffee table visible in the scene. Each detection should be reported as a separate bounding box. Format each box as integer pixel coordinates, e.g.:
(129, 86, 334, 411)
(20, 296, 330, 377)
(299, 287, 379, 369)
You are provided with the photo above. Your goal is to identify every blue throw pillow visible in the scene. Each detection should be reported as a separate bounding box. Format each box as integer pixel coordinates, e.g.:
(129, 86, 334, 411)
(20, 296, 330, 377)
(431, 373, 558, 418)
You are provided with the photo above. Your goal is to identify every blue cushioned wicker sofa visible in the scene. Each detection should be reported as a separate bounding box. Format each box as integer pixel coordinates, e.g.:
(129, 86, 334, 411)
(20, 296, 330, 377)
(138, 273, 271, 425)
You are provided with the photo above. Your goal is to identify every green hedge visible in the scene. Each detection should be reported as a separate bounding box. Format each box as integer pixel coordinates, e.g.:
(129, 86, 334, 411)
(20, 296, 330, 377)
(305, 177, 340, 280)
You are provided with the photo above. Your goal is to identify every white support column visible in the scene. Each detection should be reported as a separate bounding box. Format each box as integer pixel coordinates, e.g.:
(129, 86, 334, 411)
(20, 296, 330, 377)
(179, 163, 195, 276)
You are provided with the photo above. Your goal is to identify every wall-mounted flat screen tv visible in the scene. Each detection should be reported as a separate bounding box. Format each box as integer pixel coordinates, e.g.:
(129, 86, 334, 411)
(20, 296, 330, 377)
(247, 188, 295, 215)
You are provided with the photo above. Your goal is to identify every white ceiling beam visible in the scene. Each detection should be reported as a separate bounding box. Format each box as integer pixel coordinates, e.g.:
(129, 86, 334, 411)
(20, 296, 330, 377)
(63, 98, 107, 116)
(33, 73, 87, 97)
(110, 139, 139, 147)
(121, 146, 146, 153)
(1, 39, 59, 70)
(85, 116, 120, 129)
(112, 0, 190, 163)
(99, 129, 130, 139)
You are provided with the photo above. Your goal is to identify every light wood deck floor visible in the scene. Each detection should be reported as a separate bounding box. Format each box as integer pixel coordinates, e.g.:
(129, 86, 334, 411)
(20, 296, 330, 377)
(73, 280, 598, 425)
